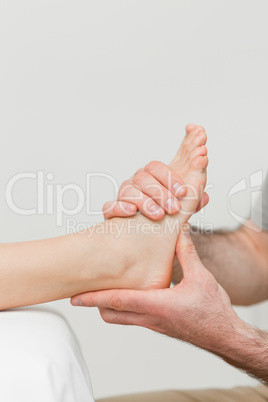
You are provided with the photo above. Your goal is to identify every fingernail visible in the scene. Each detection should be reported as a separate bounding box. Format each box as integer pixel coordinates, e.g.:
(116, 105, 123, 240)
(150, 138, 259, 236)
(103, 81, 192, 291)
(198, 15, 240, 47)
(72, 299, 83, 306)
(182, 224, 191, 237)
(150, 204, 163, 215)
(166, 198, 180, 212)
(173, 183, 185, 197)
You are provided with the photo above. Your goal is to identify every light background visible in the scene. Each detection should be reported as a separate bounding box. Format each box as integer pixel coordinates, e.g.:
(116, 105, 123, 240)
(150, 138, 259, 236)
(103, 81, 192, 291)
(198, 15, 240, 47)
(0, 0, 268, 399)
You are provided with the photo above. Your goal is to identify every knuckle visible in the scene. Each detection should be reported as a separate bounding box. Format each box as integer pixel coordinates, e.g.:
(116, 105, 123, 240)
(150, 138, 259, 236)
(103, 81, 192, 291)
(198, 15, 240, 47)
(119, 181, 133, 198)
(132, 171, 149, 186)
(133, 167, 144, 176)
(120, 180, 130, 190)
(186, 243, 197, 256)
(102, 203, 108, 213)
(110, 294, 123, 311)
(144, 160, 161, 173)
(102, 201, 112, 213)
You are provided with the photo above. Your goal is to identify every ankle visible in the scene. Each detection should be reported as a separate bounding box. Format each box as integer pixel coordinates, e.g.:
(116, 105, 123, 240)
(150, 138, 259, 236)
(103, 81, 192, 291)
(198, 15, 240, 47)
(75, 222, 128, 292)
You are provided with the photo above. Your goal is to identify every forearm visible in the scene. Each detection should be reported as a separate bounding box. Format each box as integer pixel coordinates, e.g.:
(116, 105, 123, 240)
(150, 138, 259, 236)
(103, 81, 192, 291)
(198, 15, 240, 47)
(0, 222, 125, 310)
(211, 318, 268, 385)
(172, 223, 268, 305)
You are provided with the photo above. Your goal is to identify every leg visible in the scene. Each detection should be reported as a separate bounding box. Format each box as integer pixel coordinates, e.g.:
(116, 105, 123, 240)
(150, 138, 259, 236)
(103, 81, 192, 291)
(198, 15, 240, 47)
(0, 307, 94, 402)
(1, 126, 208, 309)
(96, 385, 268, 402)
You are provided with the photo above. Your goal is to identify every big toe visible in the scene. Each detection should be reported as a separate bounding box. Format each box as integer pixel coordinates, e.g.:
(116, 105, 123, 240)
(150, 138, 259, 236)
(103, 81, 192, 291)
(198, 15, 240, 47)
(185, 123, 197, 134)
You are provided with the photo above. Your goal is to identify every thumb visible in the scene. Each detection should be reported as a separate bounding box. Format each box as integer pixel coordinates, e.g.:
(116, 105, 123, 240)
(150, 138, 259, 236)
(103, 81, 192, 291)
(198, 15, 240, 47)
(71, 288, 157, 315)
(176, 223, 203, 278)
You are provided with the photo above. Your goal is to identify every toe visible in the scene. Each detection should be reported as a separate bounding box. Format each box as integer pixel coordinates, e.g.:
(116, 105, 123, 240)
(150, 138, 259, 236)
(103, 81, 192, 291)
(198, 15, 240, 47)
(193, 129, 207, 147)
(188, 125, 205, 138)
(191, 155, 209, 172)
(183, 127, 207, 154)
(191, 145, 207, 159)
(185, 124, 197, 134)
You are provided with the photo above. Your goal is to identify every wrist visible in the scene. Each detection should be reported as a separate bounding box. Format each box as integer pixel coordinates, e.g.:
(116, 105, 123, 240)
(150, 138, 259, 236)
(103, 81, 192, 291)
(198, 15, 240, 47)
(211, 315, 268, 383)
(222, 318, 267, 360)
(208, 313, 250, 358)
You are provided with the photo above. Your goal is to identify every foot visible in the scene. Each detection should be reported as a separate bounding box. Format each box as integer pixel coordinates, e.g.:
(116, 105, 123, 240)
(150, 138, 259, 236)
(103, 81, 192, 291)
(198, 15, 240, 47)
(110, 124, 208, 290)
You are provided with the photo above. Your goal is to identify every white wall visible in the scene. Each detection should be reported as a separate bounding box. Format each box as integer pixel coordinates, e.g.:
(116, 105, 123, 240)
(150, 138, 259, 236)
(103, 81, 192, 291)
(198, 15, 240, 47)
(0, 0, 267, 399)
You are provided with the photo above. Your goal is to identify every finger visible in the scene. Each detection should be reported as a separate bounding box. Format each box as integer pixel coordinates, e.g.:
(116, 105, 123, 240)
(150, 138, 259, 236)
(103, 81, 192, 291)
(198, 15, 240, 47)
(99, 308, 149, 327)
(195, 192, 209, 213)
(102, 201, 137, 219)
(175, 223, 203, 278)
(130, 170, 182, 214)
(144, 161, 186, 198)
(71, 288, 158, 314)
(118, 182, 165, 220)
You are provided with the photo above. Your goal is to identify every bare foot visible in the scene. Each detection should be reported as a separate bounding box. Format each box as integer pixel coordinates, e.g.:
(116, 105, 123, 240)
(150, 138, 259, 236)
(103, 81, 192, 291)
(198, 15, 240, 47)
(108, 124, 208, 290)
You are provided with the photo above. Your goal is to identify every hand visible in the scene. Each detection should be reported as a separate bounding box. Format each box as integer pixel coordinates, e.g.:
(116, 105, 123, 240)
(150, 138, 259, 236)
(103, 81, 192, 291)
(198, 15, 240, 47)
(102, 161, 209, 221)
(71, 224, 239, 353)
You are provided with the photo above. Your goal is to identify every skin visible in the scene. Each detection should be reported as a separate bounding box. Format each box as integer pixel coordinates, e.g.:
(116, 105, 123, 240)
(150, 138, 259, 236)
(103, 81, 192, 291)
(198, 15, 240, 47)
(0, 124, 208, 309)
(72, 224, 268, 385)
(93, 123, 268, 305)
(72, 124, 268, 383)
(103, 124, 209, 221)
(103, 163, 208, 220)
(176, 222, 268, 305)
